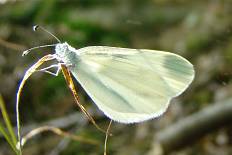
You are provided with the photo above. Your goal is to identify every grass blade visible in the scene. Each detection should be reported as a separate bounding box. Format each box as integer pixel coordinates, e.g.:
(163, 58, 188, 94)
(0, 123, 18, 154)
(0, 94, 17, 145)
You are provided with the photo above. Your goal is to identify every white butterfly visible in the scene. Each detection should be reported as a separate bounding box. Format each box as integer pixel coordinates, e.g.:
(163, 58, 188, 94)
(15, 26, 194, 153)
(20, 25, 194, 124)
(51, 42, 194, 123)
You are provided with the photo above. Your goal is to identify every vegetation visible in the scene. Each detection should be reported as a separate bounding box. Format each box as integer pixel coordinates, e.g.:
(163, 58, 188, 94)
(0, 0, 231, 154)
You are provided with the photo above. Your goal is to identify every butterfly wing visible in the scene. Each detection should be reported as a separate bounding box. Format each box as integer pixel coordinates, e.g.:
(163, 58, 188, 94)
(69, 46, 194, 123)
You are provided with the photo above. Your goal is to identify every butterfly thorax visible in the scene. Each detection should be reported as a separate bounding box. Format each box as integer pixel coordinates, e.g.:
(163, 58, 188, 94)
(55, 42, 79, 65)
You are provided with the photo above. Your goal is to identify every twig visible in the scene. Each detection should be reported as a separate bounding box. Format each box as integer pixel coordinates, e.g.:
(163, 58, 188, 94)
(20, 126, 99, 147)
(0, 38, 26, 51)
(153, 98, 232, 154)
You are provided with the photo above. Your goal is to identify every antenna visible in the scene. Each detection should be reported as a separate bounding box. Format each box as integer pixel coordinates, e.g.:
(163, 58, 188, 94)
(33, 25, 61, 43)
(22, 25, 61, 56)
(22, 44, 57, 56)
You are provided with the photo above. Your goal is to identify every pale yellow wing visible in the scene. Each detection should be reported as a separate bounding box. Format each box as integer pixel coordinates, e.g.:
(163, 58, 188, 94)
(69, 46, 194, 123)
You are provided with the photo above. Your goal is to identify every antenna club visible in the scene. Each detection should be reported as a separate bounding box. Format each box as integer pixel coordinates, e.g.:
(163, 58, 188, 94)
(33, 25, 39, 31)
(32, 25, 61, 43)
(22, 50, 29, 56)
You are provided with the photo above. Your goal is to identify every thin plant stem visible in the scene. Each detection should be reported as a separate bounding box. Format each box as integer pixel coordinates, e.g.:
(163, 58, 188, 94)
(21, 126, 99, 147)
(104, 120, 112, 155)
(0, 120, 18, 154)
(16, 54, 55, 154)
(61, 65, 108, 134)
(0, 94, 17, 145)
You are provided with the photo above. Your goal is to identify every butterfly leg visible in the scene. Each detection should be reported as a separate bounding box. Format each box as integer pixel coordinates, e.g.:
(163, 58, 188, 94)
(37, 63, 74, 76)
(37, 63, 63, 76)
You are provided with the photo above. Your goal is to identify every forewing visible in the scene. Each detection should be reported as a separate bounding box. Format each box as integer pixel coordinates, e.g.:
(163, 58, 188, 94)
(69, 46, 194, 123)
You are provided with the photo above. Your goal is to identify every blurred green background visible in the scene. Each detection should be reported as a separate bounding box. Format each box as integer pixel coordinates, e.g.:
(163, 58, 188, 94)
(0, 0, 231, 155)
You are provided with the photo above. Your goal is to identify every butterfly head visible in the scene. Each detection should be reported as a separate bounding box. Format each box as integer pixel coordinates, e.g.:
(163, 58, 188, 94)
(55, 42, 69, 58)
(55, 42, 78, 64)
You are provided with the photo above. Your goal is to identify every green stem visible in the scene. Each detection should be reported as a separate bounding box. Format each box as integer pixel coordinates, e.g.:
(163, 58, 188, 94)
(0, 95, 17, 145)
(0, 123, 18, 154)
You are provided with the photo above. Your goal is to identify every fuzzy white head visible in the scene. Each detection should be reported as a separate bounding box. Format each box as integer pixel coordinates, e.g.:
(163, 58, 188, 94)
(55, 42, 79, 65)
